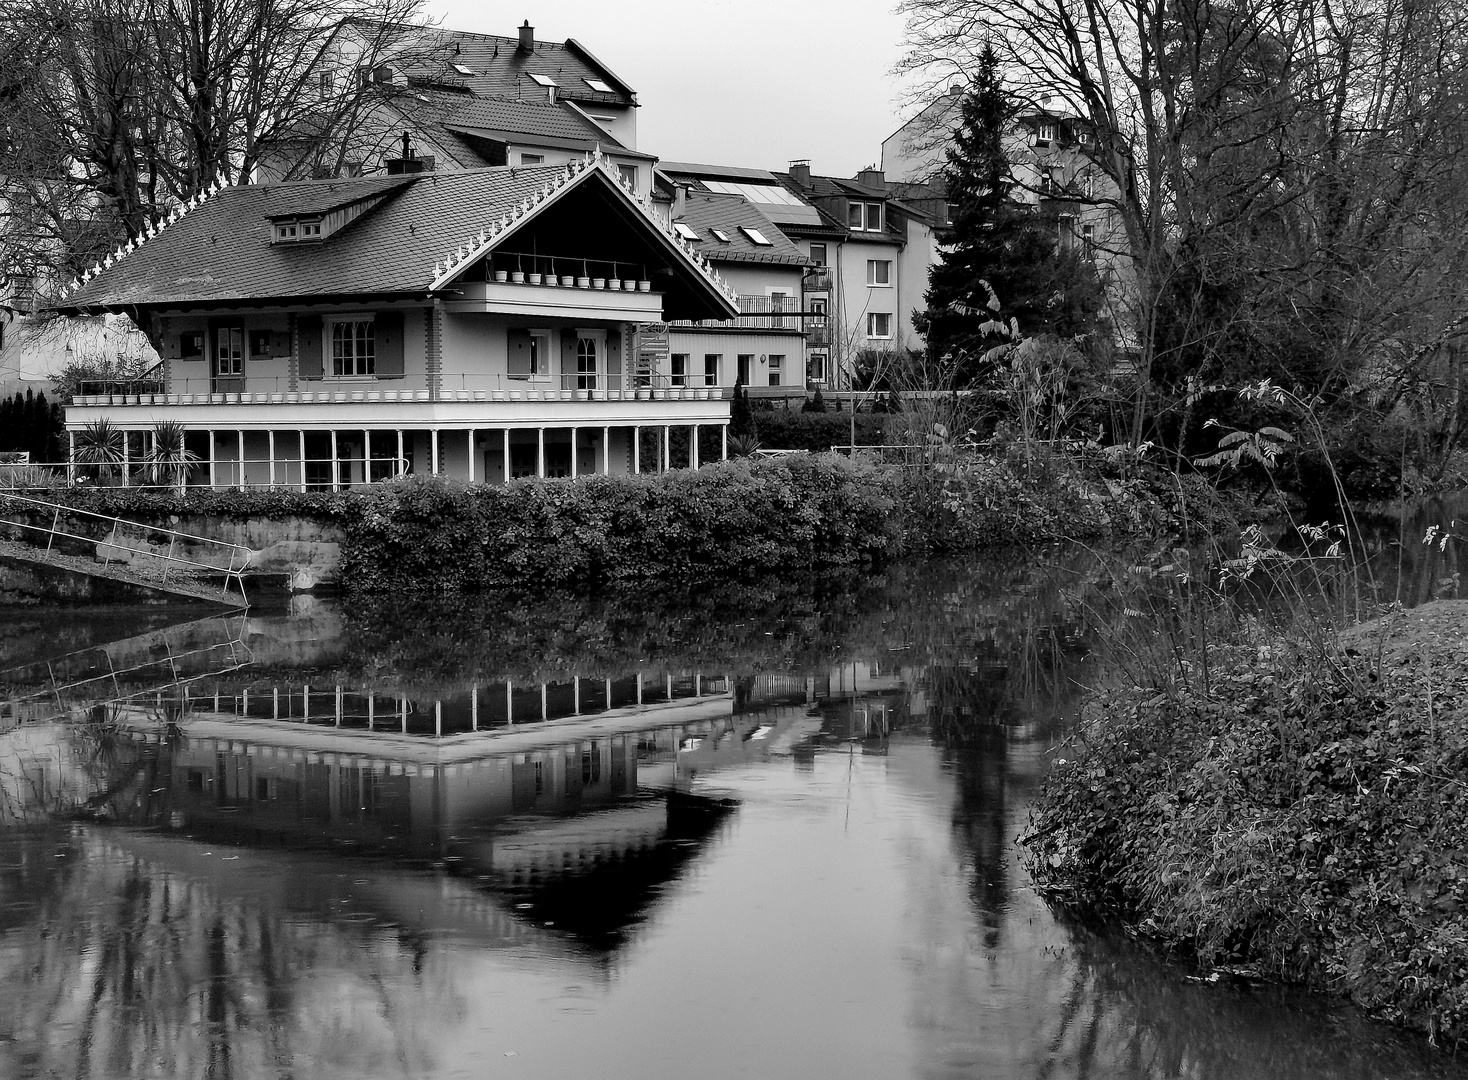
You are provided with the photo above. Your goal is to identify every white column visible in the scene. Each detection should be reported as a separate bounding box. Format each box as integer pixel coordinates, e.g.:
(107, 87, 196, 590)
(537, 427, 545, 477)
(633, 425, 641, 473)
(503, 428, 511, 483)
(663, 425, 671, 471)
(602, 425, 611, 474)
(208, 431, 216, 487)
(506, 681, 513, 725)
(722, 424, 728, 460)
(570, 427, 578, 479)
(430, 429, 439, 475)
(396, 429, 405, 477)
(467, 429, 476, 483)
(268, 430, 276, 487)
(237, 429, 245, 487)
(330, 429, 340, 492)
(121, 431, 130, 487)
(690, 424, 699, 470)
(363, 429, 371, 484)
(67, 431, 76, 481)
(471, 684, 478, 731)
(298, 430, 307, 492)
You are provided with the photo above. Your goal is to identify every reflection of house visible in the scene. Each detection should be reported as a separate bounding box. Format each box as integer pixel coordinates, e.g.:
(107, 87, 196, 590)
(54, 154, 742, 487)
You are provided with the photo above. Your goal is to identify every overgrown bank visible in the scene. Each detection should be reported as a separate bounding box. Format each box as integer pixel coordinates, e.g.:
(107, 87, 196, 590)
(7, 452, 1236, 593)
(1024, 603, 1468, 1046)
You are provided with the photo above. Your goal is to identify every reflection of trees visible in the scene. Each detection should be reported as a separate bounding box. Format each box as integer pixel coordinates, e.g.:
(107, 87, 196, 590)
(0, 835, 445, 1080)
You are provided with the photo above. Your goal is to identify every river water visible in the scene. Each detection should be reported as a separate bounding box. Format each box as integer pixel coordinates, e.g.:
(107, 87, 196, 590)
(2, 537, 1467, 1080)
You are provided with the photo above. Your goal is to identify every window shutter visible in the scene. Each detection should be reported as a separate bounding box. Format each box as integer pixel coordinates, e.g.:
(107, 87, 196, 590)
(269, 331, 292, 357)
(507, 329, 532, 376)
(298, 315, 323, 380)
(161, 333, 181, 360)
(375, 310, 404, 377)
(560, 331, 577, 379)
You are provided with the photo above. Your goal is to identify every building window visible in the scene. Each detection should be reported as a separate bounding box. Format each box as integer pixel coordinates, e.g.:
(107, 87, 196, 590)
(809, 242, 827, 266)
(1082, 223, 1095, 261)
(674, 222, 701, 242)
(867, 260, 891, 286)
(944, 202, 958, 225)
(527, 72, 557, 88)
(617, 164, 639, 191)
(215, 326, 244, 376)
(1038, 120, 1058, 142)
(273, 223, 298, 242)
(319, 70, 333, 95)
(671, 353, 688, 387)
(703, 354, 720, 386)
(521, 152, 544, 165)
(576, 335, 599, 390)
(770, 291, 788, 328)
(740, 226, 773, 246)
(584, 77, 614, 93)
(331, 319, 375, 377)
(711, 228, 732, 243)
(1077, 129, 1092, 145)
(527, 331, 548, 376)
(768, 354, 784, 387)
(807, 352, 828, 383)
(737, 354, 753, 385)
(867, 312, 892, 339)
(180, 331, 204, 359)
(849, 201, 882, 231)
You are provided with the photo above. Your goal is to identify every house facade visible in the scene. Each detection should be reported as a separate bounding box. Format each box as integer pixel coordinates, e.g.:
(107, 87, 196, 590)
(54, 154, 742, 489)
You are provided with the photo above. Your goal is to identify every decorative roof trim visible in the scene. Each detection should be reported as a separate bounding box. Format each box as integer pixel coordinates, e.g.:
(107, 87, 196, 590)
(56, 180, 227, 302)
(427, 149, 740, 311)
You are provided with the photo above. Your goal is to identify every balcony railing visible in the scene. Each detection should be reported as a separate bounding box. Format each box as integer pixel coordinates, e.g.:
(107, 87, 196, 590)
(668, 294, 816, 333)
(69, 371, 734, 407)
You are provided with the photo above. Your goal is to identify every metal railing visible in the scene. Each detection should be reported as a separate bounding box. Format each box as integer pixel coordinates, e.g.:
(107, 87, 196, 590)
(0, 455, 410, 492)
(68, 372, 737, 405)
(0, 490, 252, 603)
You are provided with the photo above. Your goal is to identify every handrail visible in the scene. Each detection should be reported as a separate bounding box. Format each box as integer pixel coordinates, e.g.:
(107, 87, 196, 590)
(0, 490, 251, 604)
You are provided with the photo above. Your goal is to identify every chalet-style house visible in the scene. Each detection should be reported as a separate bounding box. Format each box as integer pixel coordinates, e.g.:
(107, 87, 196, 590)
(54, 153, 743, 489)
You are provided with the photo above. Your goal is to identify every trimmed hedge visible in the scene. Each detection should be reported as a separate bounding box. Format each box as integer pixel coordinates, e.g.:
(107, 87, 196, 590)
(753, 411, 888, 452)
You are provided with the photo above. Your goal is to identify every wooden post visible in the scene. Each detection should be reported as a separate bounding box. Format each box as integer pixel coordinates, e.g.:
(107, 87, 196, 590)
(237, 429, 245, 487)
(208, 431, 216, 487)
(330, 430, 339, 492)
(602, 425, 611, 474)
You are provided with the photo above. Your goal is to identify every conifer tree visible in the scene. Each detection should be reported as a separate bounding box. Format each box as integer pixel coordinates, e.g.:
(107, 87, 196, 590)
(916, 45, 1103, 386)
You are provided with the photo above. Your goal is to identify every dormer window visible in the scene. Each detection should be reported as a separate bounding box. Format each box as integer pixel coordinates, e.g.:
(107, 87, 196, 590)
(1038, 120, 1058, 143)
(847, 201, 883, 232)
(273, 217, 324, 243)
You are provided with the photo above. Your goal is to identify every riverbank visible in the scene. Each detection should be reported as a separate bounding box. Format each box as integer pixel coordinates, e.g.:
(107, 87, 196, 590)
(1024, 601, 1468, 1046)
(2, 452, 1243, 594)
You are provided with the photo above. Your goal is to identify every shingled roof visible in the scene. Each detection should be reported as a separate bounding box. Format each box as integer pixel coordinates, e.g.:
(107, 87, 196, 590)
(55, 158, 739, 318)
(398, 28, 637, 108)
(674, 194, 808, 267)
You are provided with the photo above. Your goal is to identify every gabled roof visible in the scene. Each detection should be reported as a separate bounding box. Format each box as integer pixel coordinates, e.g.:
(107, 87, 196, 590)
(260, 174, 415, 219)
(54, 156, 738, 319)
(674, 194, 808, 268)
(442, 95, 611, 144)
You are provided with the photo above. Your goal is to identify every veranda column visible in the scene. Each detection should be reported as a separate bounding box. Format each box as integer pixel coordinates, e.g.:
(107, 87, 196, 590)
(570, 427, 579, 479)
(208, 431, 217, 488)
(330, 430, 339, 492)
(67, 431, 75, 481)
(430, 429, 439, 475)
(503, 428, 510, 482)
(298, 430, 307, 492)
(396, 429, 405, 477)
(268, 431, 276, 487)
(121, 431, 130, 487)
(663, 425, 671, 471)
(363, 429, 371, 484)
(602, 425, 610, 474)
(689, 424, 699, 470)
(467, 429, 476, 483)
(633, 425, 641, 473)
(536, 427, 545, 478)
(237, 430, 245, 487)
(722, 424, 728, 460)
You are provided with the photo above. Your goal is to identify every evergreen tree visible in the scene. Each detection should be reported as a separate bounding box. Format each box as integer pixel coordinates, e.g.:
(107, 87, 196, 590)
(730, 381, 758, 441)
(916, 45, 1104, 386)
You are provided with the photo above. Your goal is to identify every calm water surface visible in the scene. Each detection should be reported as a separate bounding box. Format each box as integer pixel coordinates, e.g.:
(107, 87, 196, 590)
(2, 544, 1467, 1080)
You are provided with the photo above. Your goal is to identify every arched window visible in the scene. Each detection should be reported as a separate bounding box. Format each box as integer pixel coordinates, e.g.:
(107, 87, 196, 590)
(576, 336, 598, 390)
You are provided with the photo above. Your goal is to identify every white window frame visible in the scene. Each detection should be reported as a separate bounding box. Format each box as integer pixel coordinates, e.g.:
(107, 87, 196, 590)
(674, 222, 701, 242)
(867, 260, 892, 286)
(671, 353, 689, 387)
(617, 163, 639, 191)
(703, 353, 720, 386)
(741, 226, 773, 246)
(866, 202, 883, 232)
(767, 354, 784, 387)
(215, 325, 245, 376)
(575, 330, 604, 390)
(522, 329, 551, 380)
(867, 312, 892, 340)
(527, 72, 557, 88)
(273, 223, 298, 242)
(1038, 120, 1058, 142)
(584, 77, 615, 93)
(520, 152, 544, 165)
(328, 315, 376, 379)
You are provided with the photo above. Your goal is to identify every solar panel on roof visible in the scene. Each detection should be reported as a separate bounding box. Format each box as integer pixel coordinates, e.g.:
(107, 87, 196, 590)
(703, 180, 805, 207)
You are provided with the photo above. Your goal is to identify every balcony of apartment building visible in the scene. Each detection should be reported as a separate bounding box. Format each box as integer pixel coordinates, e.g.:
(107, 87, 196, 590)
(667, 294, 812, 334)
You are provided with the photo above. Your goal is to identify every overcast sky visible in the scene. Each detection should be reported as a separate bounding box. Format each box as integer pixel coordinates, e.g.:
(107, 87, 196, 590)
(423, 0, 919, 177)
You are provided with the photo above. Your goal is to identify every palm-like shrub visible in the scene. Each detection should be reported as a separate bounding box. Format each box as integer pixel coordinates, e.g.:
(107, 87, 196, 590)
(144, 420, 199, 488)
(73, 419, 126, 484)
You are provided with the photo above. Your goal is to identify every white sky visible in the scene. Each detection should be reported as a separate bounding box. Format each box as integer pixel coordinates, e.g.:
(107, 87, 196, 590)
(423, 0, 920, 177)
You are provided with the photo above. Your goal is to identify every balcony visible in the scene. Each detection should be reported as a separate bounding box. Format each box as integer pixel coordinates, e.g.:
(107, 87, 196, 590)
(803, 268, 833, 292)
(446, 276, 663, 320)
(668, 294, 811, 333)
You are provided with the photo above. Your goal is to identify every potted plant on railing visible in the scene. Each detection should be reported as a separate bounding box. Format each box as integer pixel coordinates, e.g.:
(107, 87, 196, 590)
(577, 261, 591, 289)
(144, 419, 200, 489)
(637, 268, 651, 291)
(511, 257, 525, 284)
(493, 265, 509, 283)
(528, 260, 543, 285)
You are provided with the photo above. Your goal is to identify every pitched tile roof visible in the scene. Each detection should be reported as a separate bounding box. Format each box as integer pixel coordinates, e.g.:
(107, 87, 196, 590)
(400, 28, 637, 108)
(57, 159, 739, 318)
(441, 95, 610, 144)
(675, 194, 807, 268)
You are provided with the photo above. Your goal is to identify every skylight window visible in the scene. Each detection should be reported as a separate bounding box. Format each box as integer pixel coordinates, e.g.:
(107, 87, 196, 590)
(452, 63, 476, 77)
(674, 222, 701, 242)
(740, 226, 773, 246)
(711, 228, 732, 243)
(584, 77, 614, 93)
(527, 72, 558, 87)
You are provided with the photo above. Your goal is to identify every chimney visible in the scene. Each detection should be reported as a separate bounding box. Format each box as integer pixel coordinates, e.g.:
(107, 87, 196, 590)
(518, 20, 534, 53)
(384, 130, 435, 174)
(788, 159, 811, 188)
(857, 164, 885, 190)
